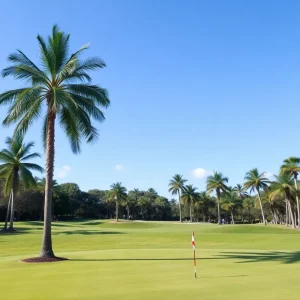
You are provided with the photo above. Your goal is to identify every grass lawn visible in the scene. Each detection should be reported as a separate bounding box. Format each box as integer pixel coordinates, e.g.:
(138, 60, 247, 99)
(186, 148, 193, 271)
(1, 220, 300, 300)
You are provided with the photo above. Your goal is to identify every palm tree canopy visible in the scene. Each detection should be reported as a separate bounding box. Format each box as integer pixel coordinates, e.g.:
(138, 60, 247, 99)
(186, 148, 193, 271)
(234, 184, 249, 199)
(206, 171, 229, 194)
(243, 197, 254, 210)
(269, 174, 295, 200)
(0, 135, 44, 195)
(181, 184, 200, 205)
(280, 157, 300, 178)
(244, 168, 270, 194)
(221, 189, 242, 210)
(168, 174, 187, 195)
(0, 25, 110, 153)
(109, 182, 127, 202)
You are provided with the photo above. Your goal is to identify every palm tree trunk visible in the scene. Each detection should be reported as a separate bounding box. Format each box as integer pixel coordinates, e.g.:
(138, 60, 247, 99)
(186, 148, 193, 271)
(127, 205, 130, 220)
(190, 203, 192, 222)
(248, 208, 251, 223)
(216, 189, 221, 225)
(40, 112, 56, 258)
(178, 191, 182, 222)
(256, 189, 266, 225)
(116, 200, 119, 222)
(286, 200, 289, 226)
(288, 199, 296, 228)
(294, 176, 300, 228)
(9, 189, 14, 230)
(231, 211, 235, 224)
(3, 190, 12, 231)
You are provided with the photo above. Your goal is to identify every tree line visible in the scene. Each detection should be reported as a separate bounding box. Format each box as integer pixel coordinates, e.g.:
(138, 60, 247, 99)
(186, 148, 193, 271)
(0, 25, 299, 263)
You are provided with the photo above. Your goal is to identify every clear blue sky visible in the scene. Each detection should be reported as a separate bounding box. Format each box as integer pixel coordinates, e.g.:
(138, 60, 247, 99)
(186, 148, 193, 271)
(1, 0, 300, 197)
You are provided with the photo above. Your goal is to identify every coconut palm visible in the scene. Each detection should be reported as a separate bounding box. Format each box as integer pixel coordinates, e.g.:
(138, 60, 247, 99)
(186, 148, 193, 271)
(221, 189, 241, 225)
(243, 198, 254, 223)
(168, 174, 187, 222)
(280, 157, 300, 228)
(234, 184, 249, 199)
(0, 135, 43, 231)
(244, 168, 270, 225)
(206, 171, 229, 224)
(269, 174, 296, 228)
(0, 25, 110, 258)
(181, 184, 200, 222)
(109, 182, 127, 221)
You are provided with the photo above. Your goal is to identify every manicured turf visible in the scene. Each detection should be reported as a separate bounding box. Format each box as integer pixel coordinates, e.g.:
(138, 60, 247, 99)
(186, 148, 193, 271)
(1, 220, 300, 299)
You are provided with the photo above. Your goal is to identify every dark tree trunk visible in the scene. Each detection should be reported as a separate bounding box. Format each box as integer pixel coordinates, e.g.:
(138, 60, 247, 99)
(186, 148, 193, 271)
(190, 203, 193, 222)
(116, 200, 119, 222)
(9, 169, 18, 231)
(248, 208, 251, 223)
(126, 205, 130, 220)
(40, 112, 56, 258)
(2, 190, 12, 231)
(216, 189, 221, 225)
(293, 175, 300, 228)
(178, 190, 182, 222)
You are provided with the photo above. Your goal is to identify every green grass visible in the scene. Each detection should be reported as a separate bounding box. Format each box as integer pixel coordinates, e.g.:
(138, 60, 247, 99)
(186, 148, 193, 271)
(1, 220, 300, 299)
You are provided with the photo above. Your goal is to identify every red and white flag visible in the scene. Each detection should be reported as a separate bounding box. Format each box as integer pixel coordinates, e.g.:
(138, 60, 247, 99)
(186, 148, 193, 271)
(191, 231, 196, 250)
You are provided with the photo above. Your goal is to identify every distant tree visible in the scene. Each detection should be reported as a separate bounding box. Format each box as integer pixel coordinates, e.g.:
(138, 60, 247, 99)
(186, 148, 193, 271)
(280, 157, 300, 228)
(168, 174, 187, 222)
(221, 188, 242, 224)
(269, 174, 296, 228)
(181, 184, 200, 222)
(244, 168, 270, 225)
(109, 182, 127, 221)
(234, 184, 249, 199)
(206, 171, 229, 225)
(0, 135, 43, 231)
(243, 198, 254, 223)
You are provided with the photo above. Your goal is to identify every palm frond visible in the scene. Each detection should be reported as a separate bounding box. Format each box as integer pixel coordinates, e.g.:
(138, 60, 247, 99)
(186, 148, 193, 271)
(21, 152, 41, 161)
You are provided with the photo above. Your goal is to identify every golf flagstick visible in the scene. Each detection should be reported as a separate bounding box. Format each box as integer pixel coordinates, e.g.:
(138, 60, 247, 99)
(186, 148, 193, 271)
(192, 231, 196, 279)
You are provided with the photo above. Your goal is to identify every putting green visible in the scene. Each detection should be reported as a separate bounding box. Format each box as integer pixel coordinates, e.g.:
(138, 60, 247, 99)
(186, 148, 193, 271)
(0, 221, 300, 300)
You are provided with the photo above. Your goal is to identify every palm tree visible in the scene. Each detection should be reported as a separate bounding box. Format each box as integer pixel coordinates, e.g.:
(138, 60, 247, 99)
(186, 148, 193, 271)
(244, 168, 270, 225)
(181, 184, 200, 222)
(280, 157, 300, 228)
(234, 184, 249, 199)
(109, 182, 127, 221)
(0, 135, 43, 231)
(168, 174, 187, 222)
(269, 174, 296, 228)
(206, 171, 229, 224)
(221, 189, 241, 225)
(243, 198, 254, 223)
(0, 25, 110, 258)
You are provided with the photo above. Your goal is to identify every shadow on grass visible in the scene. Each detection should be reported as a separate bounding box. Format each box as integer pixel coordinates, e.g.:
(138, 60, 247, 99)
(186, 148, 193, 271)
(71, 258, 196, 262)
(54, 230, 124, 235)
(217, 251, 300, 264)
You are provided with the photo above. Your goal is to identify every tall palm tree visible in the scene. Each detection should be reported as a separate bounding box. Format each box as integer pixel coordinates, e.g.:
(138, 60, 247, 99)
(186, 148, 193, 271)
(109, 182, 127, 221)
(206, 171, 229, 224)
(168, 174, 187, 222)
(280, 157, 300, 228)
(269, 174, 296, 228)
(244, 168, 270, 225)
(181, 184, 200, 222)
(0, 135, 43, 231)
(0, 25, 110, 258)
